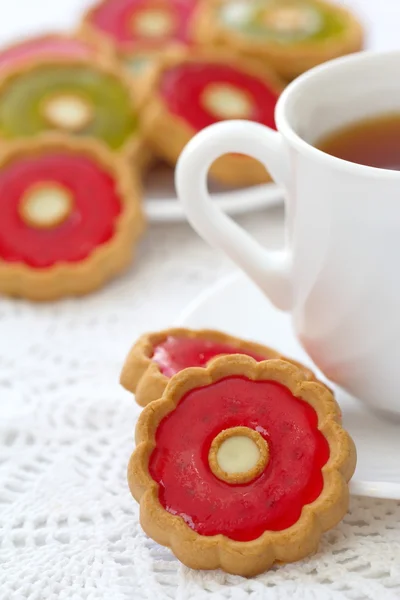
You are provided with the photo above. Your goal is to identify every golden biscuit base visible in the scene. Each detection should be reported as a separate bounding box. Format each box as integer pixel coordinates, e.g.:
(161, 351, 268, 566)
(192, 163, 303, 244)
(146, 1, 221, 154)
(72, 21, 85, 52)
(195, 0, 364, 80)
(0, 134, 145, 301)
(128, 355, 356, 576)
(120, 327, 320, 406)
(139, 49, 286, 187)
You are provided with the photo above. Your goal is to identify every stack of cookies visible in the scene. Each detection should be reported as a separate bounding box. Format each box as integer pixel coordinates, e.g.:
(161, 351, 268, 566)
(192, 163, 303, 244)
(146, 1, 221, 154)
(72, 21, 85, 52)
(0, 37, 145, 300)
(122, 327, 357, 576)
(81, 0, 363, 186)
(0, 0, 363, 301)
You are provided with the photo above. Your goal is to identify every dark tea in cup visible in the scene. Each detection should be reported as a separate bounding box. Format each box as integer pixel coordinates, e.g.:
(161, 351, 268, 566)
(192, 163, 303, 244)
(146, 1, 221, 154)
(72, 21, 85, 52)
(316, 113, 400, 169)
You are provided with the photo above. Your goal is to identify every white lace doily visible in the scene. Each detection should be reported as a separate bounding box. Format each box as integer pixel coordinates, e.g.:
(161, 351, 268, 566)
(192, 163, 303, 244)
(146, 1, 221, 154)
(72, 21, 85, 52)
(1, 213, 400, 600)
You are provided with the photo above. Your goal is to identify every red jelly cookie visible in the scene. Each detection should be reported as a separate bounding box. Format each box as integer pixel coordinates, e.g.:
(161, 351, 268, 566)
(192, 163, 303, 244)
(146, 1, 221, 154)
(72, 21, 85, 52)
(120, 327, 317, 406)
(0, 135, 145, 300)
(81, 0, 198, 76)
(0, 34, 101, 74)
(129, 356, 356, 576)
(141, 51, 284, 186)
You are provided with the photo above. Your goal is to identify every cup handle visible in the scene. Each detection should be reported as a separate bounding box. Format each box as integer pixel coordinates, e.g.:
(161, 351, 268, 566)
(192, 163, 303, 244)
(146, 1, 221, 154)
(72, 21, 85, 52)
(175, 120, 293, 311)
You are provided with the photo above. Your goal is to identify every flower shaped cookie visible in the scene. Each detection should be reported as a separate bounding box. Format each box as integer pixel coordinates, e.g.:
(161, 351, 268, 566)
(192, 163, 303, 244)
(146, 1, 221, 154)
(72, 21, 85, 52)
(0, 135, 144, 300)
(129, 356, 356, 576)
(0, 56, 140, 155)
(141, 51, 284, 186)
(82, 0, 198, 76)
(196, 0, 363, 79)
(120, 327, 317, 406)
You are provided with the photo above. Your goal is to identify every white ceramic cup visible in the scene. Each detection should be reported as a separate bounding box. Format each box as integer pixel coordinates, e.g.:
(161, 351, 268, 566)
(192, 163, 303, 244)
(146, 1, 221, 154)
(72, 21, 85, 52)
(175, 50, 400, 415)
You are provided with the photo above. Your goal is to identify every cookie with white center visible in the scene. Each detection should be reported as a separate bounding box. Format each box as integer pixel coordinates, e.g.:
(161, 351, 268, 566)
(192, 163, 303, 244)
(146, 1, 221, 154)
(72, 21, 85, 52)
(0, 56, 142, 160)
(0, 135, 145, 300)
(129, 355, 356, 576)
(81, 0, 199, 77)
(140, 51, 285, 186)
(196, 0, 364, 79)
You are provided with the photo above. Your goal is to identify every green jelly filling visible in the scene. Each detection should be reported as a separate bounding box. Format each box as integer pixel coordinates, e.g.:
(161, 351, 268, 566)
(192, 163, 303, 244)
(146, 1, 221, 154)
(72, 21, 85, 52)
(219, 0, 347, 44)
(0, 64, 138, 149)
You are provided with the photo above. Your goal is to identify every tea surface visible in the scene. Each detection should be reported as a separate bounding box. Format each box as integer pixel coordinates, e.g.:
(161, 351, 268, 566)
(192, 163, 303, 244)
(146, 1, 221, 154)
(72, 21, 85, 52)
(316, 113, 400, 169)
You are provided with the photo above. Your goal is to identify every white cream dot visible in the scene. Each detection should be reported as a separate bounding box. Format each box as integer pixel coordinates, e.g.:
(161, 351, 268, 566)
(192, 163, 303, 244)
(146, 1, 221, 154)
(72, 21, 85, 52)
(20, 184, 72, 229)
(202, 84, 253, 120)
(42, 94, 92, 131)
(217, 435, 261, 474)
(264, 6, 321, 35)
(221, 0, 254, 26)
(133, 9, 175, 38)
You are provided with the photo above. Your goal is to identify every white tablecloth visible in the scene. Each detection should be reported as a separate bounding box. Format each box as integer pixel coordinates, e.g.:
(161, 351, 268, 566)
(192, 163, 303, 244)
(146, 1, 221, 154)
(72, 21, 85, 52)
(2, 209, 400, 600)
(2, 0, 400, 597)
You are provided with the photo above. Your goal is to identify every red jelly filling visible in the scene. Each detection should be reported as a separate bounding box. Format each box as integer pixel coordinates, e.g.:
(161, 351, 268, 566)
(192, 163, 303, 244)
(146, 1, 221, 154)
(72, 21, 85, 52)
(152, 336, 267, 377)
(0, 37, 93, 70)
(159, 62, 279, 131)
(150, 376, 329, 541)
(0, 152, 121, 268)
(89, 0, 196, 49)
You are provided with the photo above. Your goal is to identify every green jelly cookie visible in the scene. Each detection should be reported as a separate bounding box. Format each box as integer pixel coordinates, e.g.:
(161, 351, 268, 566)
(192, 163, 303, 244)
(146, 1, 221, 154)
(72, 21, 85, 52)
(219, 0, 346, 44)
(0, 62, 138, 150)
(197, 0, 363, 79)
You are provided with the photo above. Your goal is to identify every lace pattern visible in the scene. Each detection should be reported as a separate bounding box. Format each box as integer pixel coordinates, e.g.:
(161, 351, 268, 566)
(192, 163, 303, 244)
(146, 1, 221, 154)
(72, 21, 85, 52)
(1, 218, 400, 599)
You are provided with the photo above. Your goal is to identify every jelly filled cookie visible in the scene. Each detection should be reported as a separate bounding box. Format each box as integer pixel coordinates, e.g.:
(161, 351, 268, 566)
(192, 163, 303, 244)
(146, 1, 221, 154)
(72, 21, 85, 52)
(120, 327, 317, 406)
(82, 0, 198, 76)
(196, 0, 363, 79)
(141, 52, 284, 186)
(0, 57, 140, 155)
(0, 35, 102, 74)
(129, 355, 356, 576)
(0, 135, 144, 300)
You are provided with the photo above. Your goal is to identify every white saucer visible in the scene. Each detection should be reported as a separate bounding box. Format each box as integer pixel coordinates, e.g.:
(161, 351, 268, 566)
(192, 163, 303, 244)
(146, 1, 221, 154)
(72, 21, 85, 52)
(177, 272, 400, 500)
(144, 164, 281, 222)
